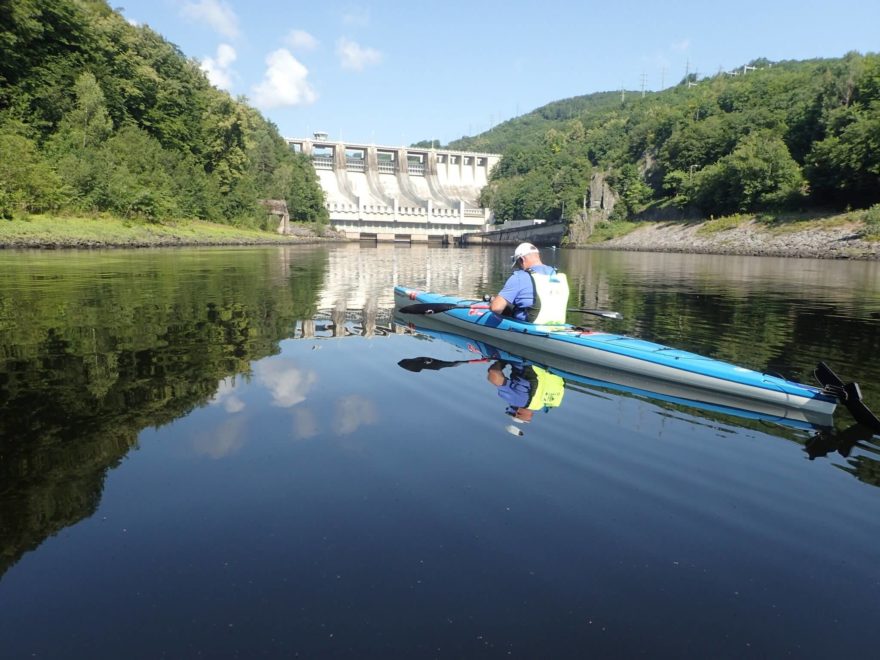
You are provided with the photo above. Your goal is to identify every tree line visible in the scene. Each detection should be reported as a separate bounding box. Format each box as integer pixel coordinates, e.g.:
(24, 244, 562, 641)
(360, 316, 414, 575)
(446, 54, 880, 223)
(0, 0, 327, 226)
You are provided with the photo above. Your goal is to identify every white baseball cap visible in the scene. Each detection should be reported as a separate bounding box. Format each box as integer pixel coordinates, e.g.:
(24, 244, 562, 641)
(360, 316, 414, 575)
(513, 242, 539, 261)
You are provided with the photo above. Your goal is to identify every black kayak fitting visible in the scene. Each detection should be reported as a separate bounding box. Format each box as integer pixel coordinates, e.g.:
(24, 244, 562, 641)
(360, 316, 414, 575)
(814, 362, 880, 433)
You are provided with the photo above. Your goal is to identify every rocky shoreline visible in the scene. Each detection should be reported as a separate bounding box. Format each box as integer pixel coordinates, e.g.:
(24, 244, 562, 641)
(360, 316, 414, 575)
(581, 219, 880, 260)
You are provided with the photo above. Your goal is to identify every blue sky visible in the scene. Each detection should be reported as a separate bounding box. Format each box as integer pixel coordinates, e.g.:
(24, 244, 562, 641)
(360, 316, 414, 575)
(120, 0, 879, 147)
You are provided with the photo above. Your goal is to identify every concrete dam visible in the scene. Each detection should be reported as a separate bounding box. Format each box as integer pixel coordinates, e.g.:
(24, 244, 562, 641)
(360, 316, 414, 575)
(287, 135, 501, 242)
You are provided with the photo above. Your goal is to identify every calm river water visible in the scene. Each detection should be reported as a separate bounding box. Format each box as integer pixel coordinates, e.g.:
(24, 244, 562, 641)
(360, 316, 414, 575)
(1, 244, 879, 657)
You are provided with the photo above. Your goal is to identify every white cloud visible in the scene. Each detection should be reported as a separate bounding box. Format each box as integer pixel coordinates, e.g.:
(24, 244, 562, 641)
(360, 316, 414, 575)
(181, 0, 239, 39)
(252, 49, 318, 108)
(255, 358, 318, 407)
(671, 39, 691, 52)
(215, 43, 236, 67)
(200, 43, 237, 91)
(336, 37, 382, 71)
(210, 376, 246, 412)
(193, 416, 248, 458)
(332, 395, 378, 435)
(286, 29, 319, 51)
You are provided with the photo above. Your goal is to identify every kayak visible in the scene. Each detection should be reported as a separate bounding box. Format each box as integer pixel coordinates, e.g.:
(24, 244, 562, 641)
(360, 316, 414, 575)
(394, 285, 838, 420)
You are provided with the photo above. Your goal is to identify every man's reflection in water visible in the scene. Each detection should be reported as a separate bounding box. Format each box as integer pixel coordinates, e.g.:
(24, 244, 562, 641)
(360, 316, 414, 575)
(398, 354, 567, 435)
(486, 360, 565, 433)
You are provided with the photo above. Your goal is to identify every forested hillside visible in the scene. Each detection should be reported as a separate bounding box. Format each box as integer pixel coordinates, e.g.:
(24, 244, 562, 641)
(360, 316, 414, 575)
(0, 0, 327, 226)
(449, 55, 880, 223)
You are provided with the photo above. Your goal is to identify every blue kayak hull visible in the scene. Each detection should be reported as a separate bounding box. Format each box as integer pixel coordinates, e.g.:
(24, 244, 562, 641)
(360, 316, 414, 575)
(395, 285, 837, 418)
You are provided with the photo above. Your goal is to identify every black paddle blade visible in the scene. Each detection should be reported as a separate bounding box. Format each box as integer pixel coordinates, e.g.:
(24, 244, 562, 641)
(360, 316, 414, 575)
(398, 358, 426, 372)
(843, 382, 880, 433)
(398, 303, 459, 315)
(397, 357, 461, 372)
(814, 362, 880, 433)
(815, 361, 845, 389)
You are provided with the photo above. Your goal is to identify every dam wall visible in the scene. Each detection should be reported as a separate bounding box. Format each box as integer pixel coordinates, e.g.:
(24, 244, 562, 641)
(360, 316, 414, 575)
(287, 137, 501, 241)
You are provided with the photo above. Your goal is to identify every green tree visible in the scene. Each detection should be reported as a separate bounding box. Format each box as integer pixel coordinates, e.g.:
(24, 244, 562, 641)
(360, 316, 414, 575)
(0, 126, 66, 216)
(693, 132, 805, 213)
(0, 0, 327, 228)
(609, 164, 651, 217)
(62, 71, 113, 149)
(98, 125, 179, 220)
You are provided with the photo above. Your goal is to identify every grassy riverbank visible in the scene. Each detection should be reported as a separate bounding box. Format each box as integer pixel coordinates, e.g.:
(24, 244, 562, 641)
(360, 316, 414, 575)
(0, 214, 336, 248)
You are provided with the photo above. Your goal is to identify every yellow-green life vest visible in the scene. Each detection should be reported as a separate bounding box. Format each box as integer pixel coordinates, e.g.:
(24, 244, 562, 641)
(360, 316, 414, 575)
(526, 366, 565, 410)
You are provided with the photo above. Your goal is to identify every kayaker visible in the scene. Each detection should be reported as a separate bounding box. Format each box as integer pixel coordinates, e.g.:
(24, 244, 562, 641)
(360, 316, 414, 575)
(486, 360, 565, 424)
(489, 242, 570, 324)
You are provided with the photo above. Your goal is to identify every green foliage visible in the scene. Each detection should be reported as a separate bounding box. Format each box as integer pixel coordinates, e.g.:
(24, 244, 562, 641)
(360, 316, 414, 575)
(283, 153, 329, 223)
(101, 126, 180, 220)
(0, 125, 67, 216)
(459, 54, 880, 221)
(585, 220, 641, 242)
(691, 132, 806, 214)
(0, 0, 326, 227)
(806, 100, 880, 207)
(481, 120, 593, 222)
(861, 203, 880, 239)
(695, 214, 749, 235)
(608, 164, 651, 217)
(56, 71, 113, 150)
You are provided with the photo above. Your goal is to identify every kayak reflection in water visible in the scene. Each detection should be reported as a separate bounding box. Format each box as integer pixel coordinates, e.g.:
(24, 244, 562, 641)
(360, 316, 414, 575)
(486, 360, 565, 432)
